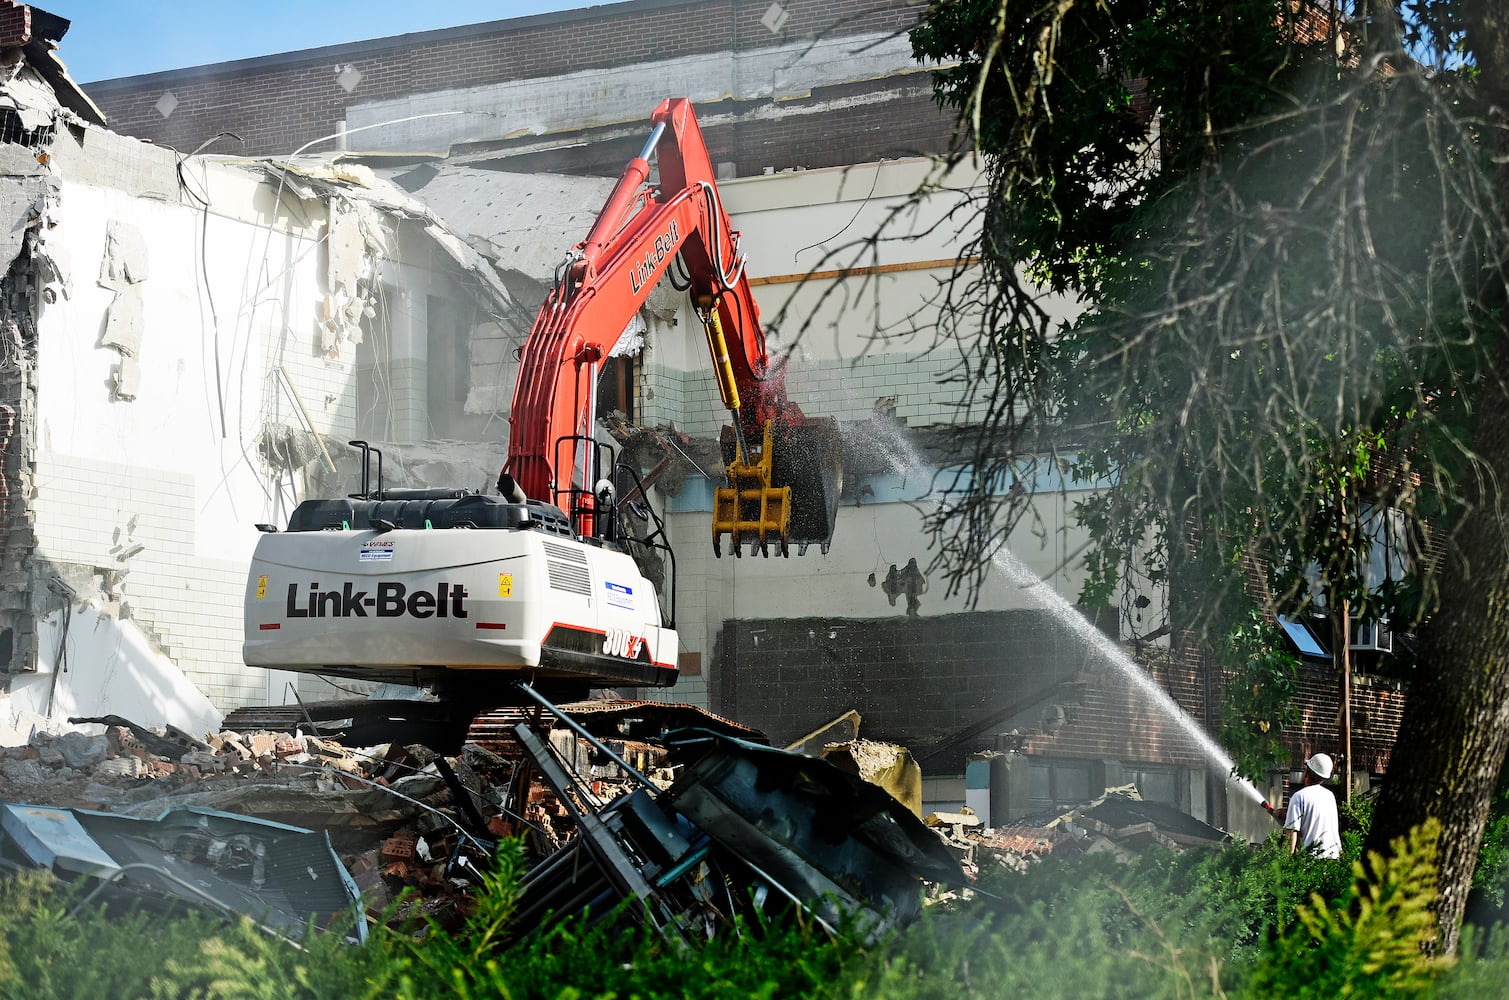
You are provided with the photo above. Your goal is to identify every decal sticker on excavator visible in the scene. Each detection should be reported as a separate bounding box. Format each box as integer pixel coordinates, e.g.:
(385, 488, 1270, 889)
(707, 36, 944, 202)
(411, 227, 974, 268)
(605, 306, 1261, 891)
(499, 573, 513, 597)
(602, 626, 644, 660)
(284, 581, 469, 619)
(604, 581, 635, 610)
(359, 540, 394, 562)
(541, 624, 656, 665)
(629, 220, 679, 294)
(256, 575, 267, 599)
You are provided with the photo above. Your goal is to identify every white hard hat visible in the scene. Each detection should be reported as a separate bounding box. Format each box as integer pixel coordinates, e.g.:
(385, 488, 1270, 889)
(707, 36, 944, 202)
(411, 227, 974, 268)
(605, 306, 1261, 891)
(1305, 753, 1334, 780)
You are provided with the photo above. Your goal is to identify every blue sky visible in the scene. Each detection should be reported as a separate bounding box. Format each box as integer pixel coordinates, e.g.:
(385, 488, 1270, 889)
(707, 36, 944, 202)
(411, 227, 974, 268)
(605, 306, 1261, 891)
(46, 2, 595, 83)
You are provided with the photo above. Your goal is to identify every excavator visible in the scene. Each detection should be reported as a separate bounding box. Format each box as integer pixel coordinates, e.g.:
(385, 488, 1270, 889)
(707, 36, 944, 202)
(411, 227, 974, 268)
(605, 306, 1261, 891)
(242, 98, 842, 714)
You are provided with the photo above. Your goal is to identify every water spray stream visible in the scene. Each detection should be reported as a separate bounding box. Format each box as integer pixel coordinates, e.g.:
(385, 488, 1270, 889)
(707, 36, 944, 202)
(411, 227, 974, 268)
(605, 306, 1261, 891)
(865, 423, 1270, 812)
(985, 544, 1268, 809)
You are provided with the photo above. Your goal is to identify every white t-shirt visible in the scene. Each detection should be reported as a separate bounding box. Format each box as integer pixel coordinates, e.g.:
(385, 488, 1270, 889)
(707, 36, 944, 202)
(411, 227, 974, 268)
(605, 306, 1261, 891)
(1284, 782, 1341, 858)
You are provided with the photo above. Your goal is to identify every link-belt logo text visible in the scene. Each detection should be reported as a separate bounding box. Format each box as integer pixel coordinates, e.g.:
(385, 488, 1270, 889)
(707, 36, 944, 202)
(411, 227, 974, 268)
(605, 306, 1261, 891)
(285, 582, 469, 619)
(629, 220, 679, 294)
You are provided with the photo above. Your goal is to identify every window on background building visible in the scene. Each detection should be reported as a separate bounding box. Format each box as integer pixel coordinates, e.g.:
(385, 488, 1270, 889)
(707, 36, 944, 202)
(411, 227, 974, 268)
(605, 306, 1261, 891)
(1302, 502, 1412, 611)
(1125, 764, 1179, 806)
(597, 355, 636, 424)
(1027, 760, 1092, 810)
(1361, 503, 1409, 590)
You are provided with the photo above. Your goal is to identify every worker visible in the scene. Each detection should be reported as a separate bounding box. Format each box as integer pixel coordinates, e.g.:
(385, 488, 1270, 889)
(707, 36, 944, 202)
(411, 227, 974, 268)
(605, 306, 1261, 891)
(1284, 752, 1342, 859)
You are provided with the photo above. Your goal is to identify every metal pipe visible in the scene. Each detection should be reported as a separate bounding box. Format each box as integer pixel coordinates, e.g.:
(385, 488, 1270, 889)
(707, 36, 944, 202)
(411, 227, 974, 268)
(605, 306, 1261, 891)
(637, 122, 667, 163)
(348, 440, 370, 498)
(274, 367, 338, 474)
(512, 682, 655, 788)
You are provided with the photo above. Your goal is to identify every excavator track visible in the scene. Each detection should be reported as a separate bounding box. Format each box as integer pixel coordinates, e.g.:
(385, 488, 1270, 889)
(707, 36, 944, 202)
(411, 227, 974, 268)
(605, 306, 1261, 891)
(465, 699, 766, 758)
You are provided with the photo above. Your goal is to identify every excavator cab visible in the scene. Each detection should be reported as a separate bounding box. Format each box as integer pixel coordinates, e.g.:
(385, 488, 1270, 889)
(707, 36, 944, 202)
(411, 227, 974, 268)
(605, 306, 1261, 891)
(713, 416, 843, 557)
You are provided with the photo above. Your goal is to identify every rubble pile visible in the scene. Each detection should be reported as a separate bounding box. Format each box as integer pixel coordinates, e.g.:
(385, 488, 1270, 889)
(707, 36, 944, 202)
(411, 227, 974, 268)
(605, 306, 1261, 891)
(0, 718, 518, 920)
(925, 785, 1230, 881)
(0, 702, 1231, 947)
(0, 697, 967, 943)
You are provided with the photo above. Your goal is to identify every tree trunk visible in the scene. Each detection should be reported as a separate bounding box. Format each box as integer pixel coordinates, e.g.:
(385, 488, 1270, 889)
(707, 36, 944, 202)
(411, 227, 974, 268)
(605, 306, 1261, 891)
(1367, 411, 1509, 953)
(1367, 0, 1509, 956)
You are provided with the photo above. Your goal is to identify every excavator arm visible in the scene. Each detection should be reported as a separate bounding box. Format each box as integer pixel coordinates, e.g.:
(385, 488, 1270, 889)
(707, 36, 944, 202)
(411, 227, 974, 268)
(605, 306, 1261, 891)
(504, 98, 841, 556)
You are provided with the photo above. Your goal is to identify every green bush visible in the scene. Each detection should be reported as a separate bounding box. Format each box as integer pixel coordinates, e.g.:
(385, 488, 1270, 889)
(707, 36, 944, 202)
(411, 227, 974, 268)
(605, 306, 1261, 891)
(0, 822, 1499, 999)
(1246, 819, 1450, 998)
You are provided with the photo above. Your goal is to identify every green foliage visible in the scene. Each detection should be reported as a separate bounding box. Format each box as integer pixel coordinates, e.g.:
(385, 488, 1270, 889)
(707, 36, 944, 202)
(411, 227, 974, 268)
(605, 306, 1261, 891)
(0, 819, 1496, 998)
(911, 0, 1303, 298)
(1464, 767, 1509, 917)
(152, 918, 396, 1000)
(909, 0, 1503, 643)
(1248, 819, 1452, 997)
(0, 869, 391, 1000)
(1436, 926, 1509, 998)
(1216, 608, 1301, 781)
(392, 836, 526, 996)
(1, 813, 1506, 1000)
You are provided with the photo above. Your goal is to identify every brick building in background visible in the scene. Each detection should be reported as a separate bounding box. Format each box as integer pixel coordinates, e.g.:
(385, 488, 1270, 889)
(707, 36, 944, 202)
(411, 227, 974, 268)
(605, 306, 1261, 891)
(51, 0, 1404, 835)
(82, 0, 948, 177)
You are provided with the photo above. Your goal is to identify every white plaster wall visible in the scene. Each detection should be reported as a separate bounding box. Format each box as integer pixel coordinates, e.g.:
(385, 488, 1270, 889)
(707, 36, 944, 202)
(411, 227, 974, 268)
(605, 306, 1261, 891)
(32, 173, 334, 709)
(5, 604, 223, 745)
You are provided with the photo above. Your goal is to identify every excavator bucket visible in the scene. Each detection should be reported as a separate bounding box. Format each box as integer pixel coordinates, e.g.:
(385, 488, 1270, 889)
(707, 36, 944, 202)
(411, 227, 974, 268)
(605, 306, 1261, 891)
(714, 417, 843, 557)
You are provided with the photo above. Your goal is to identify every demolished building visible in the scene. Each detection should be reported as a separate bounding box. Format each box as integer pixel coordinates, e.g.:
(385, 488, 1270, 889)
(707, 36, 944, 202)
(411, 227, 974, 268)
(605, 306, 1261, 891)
(0, 7, 525, 743)
(0, 0, 1410, 850)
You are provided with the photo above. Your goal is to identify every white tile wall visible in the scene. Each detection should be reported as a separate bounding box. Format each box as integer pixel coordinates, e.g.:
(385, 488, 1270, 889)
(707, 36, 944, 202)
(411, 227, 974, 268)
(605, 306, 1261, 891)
(31, 454, 255, 707)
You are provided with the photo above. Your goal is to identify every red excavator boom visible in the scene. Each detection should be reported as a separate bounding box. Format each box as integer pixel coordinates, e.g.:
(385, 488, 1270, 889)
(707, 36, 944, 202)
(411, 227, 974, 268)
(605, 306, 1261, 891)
(503, 98, 842, 556)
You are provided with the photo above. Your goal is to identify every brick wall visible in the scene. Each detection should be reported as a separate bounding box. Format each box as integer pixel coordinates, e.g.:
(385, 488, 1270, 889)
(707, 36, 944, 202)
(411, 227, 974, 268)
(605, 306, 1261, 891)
(0, 2, 29, 47)
(82, 0, 948, 169)
(714, 607, 1408, 780)
(0, 201, 38, 674)
(1284, 663, 1406, 773)
(1008, 649, 1215, 769)
(711, 609, 1213, 765)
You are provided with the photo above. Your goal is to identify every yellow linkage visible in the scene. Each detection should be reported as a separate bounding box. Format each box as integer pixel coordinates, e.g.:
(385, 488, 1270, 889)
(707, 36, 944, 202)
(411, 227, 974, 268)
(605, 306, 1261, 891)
(713, 420, 790, 556)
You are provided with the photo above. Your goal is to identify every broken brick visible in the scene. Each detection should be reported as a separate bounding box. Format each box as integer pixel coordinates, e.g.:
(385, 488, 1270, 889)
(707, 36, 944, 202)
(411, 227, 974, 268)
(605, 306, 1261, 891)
(383, 832, 417, 861)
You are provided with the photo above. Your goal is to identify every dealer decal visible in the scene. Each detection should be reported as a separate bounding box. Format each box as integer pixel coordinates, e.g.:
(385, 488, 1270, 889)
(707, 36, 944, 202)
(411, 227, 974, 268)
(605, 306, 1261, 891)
(359, 540, 395, 562)
(604, 580, 635, 610)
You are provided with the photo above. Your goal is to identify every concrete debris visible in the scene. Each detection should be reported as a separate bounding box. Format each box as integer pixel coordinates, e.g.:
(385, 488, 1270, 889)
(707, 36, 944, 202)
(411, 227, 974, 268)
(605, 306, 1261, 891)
(268, 157, 516, 326)
(97, 219, 147, 399)
(0, 801, 364, 944)
(319, 197, 379, 354)
(929, 785, 1230, 880)
(823, 738, 922, 818)
(98, 219, 147, 289)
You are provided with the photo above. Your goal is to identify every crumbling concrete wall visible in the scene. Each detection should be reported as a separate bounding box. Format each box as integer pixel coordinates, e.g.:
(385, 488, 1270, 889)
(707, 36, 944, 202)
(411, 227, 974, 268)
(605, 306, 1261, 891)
(0, 120, 59, 680)
(4, 121, 408, 718)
